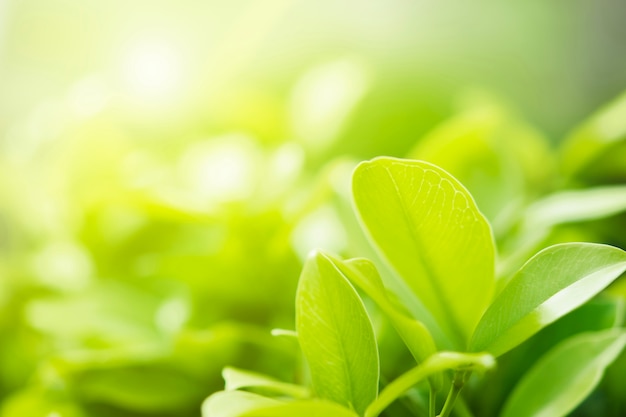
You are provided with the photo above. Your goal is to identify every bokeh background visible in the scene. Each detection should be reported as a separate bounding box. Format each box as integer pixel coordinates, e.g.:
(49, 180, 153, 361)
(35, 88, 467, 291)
(1, 1, 626, 416)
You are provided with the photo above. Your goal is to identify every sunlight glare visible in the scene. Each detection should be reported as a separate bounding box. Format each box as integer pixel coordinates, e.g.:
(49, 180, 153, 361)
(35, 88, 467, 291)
(122, 38, 183, 100)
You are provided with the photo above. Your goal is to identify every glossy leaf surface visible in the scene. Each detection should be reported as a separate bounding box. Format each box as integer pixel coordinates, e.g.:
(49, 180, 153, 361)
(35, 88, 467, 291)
(468, 297, 624, 417)
(296, 252, 379, 415)
(501, 329, 626, 417)
(353, 157, 495, 347)
(471, 243, 626, 356)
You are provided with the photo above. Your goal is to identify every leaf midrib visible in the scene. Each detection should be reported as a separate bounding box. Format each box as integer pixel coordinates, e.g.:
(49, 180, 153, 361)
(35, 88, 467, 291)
(321, 254, 370, 412)
(383, 163, 466, 347)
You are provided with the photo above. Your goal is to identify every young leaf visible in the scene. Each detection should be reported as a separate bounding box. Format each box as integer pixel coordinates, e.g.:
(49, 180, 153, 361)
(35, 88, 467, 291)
(471, 243, 626, 356)
(240, 400, 359, 417)
(324, 255, 442, 392)
(223, 367, 310, 399)
(328, 256, 440, 389)
(201, 390, 280, 417)
(352, 157, 495, 347)
(561, 90, 626, 182)
(296, 251, 379, 416)
(500, 329, 626, 417)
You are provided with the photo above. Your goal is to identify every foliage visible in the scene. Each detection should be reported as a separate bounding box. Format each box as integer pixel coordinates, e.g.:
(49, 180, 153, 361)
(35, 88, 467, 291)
(2, 23, 626, 414)
(203, 149, 626, 417)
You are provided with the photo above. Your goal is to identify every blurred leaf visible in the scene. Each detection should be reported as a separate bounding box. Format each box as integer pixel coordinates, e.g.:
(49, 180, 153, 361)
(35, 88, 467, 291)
(171, 325, 245, 378)
(296, 252, 379, 416)
(223, 367, 309, 399)
(70, 365, 205, 413)
(524, 185, 626, 229)
(0, 386, 85, 417)
(352, 157, 495, 348)
(498, 185, 626, 283)
(22, 314, 301, 414)
(500, 329, 626, 417)
(172, 322, 300, 388)
(471, 243, 626, 356)
(241, 400, 359, 417)
(561, 90, 626, 183)
(604, 336, 626, 414)
(201, 390, 280, 417)
(409, 101, 553, 227)
(24, 281, 167, 347)
(290, 58, 370, 155)
(331, 77, 449, 160)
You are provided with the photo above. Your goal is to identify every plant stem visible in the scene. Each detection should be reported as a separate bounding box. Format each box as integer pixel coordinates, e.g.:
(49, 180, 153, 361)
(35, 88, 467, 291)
(429, 387, 437, 417)
(365, 353, 492, 417)
(437, 371, 469, 417)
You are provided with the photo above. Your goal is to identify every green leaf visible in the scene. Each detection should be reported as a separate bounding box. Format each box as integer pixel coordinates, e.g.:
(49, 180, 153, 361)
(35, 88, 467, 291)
(296, 251, 379, 415)
(523, 185, 626, 229)
(240, 401, 359, 417)
(501, 186, 626, 285)
(471, 243, 626, 356)
(500, 329, 626, 417)
(561, 90, 626, 182)
(352, 157, 495, 348)
(223, 367, 309, 399)
(332, 172, 451, 349)
(202, 391, 280, 417)
(70, 365, 205, 412)
(468, 297, 624, 417)
(0, 386, 86, 417)
(512, 297, 624, 368)
(328, 256, 439, 387)
(409, 102, 553, 227)
(365, 351, 495, 417)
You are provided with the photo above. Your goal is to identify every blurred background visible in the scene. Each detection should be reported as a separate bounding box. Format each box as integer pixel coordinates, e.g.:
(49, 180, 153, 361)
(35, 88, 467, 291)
(1, 0, 626, 416)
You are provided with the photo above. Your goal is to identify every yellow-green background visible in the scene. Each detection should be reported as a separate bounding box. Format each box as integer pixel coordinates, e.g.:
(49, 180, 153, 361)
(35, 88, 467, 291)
(1, 1, 626, 416)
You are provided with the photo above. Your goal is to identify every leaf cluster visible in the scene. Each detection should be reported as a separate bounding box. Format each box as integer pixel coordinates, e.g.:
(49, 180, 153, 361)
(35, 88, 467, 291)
(204, 93, 626, 417)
